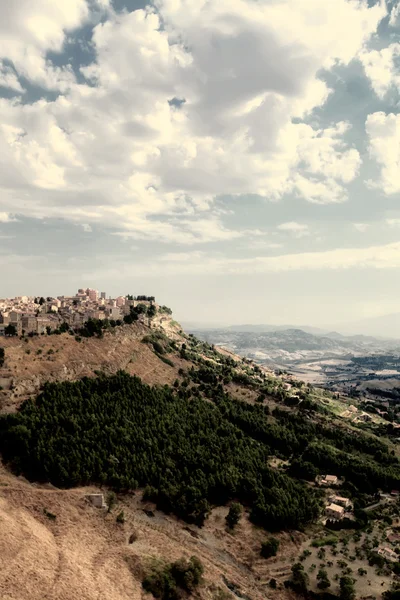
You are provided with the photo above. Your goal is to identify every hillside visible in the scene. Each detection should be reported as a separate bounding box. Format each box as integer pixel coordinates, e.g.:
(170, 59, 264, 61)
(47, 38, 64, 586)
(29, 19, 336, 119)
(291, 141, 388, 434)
(0, 316, 188, 413)
(2, 310, 400, 600)
(0, 461, 303, 600)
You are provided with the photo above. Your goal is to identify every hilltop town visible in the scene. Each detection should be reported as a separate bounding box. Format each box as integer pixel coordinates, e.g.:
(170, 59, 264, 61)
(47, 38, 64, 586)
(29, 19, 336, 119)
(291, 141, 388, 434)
(0, 289, 162, 336)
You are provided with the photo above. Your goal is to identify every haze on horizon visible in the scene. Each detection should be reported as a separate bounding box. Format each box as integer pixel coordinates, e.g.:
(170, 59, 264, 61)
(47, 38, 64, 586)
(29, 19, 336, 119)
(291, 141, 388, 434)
(0, 0, 400, 331)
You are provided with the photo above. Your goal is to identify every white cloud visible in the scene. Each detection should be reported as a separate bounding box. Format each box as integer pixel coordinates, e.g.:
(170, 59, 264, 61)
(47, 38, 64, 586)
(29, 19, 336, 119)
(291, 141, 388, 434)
(0, 0, 387, 242)
(0, 0, 89, 91)
(103, 240, 400, 277)
(0, 61, 24, 93)
(160, 251, 205, 262)
(247, 240, 283, 250)
(0, 212, 17, 223)
(353, 223, 370, 232)
(366, 112, 400, 195)
(81, 223, 92, 232)
(359, 43, 400, 98)
(277, 222, 310, 238)
(389, 3, 400, 26)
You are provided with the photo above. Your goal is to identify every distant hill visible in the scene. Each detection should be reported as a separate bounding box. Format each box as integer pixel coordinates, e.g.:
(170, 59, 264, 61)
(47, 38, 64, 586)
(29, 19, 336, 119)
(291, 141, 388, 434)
(185, 316, 400, 341)
(336, 313, 400, 339)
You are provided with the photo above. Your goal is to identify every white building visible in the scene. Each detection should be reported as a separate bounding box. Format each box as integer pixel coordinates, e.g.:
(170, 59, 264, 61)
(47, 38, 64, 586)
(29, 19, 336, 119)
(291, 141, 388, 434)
(108, 307, 121, 320)
(331, 496, 352, 509)
(320, 475, 339, 486)
(377, 547, 398, 563)
(326, 503, 345, 520)
(87, 289, 99, 302)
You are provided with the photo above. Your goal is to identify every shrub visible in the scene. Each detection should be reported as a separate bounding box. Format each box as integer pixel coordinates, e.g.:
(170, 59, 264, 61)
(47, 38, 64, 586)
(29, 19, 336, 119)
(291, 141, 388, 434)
(107, 491, 117, 512)
(311, 536, 338, 547)
(153, 341, 165, 355)
(157, 354, 174, 368)
(142, 556, 203, 600)
(225, 502, 242, 530)
(261, 537, 279, 559)
(116, 511, 125, 524)
(317, 568, 331, 590)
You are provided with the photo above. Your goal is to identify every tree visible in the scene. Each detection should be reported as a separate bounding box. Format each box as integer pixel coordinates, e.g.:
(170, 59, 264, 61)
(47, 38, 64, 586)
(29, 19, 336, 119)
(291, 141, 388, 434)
(135, 303, 147, 315)
(0, 347, 4, 367)
(383, 584, 400, 599)
(269, 578, 277, 589)
(339, 576, 356, 600)
(225, 502, 242, 530)
(317, 569, 331, 590)
(147, 304, 157, 319)
(39, 297, 45, 305)
(5, 324, 17, 337)
(290, 562, 309, 595)
(261, 537, 279, 559)
(107, 491, 116, 513)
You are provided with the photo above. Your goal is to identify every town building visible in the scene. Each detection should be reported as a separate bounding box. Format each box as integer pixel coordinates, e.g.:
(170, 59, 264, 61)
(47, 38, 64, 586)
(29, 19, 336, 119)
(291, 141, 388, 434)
(320, 475, 339, 486)
(330, 495, 352, 509)
(326, 503, 345, 520)
(0, 289, 157, 339)
(386, 530, 400, 544)
(21, 315, 38, 334)
(87, 288, 99, 302)
(108, 307, 121, 320)
(377, 547, 398, 562)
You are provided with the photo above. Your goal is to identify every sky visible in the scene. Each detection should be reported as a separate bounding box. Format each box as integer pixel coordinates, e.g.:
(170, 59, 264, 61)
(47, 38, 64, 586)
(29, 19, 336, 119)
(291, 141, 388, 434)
(0, 0, 400, 327)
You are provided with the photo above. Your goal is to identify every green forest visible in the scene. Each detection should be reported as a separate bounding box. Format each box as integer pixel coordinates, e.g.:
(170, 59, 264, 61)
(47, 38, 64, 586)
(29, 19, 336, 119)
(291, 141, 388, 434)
(0, 371, 319, 529)
(1, 360, 400, 531)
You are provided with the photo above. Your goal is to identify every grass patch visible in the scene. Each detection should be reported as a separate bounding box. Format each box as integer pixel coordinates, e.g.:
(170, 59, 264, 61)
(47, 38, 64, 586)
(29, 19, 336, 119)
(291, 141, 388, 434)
(311, 535, 339, 548)
(156, 353, 175, 368)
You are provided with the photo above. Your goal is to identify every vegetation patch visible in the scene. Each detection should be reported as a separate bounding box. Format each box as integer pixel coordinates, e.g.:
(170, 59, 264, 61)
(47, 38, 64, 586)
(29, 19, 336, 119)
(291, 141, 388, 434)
(142, 556, 203, 600)
(0, 371, 320, 530)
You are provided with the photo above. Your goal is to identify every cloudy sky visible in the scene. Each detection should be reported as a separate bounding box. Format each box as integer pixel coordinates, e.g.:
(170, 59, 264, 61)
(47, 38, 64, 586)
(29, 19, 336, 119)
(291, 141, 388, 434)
(0, 0, 400, 327)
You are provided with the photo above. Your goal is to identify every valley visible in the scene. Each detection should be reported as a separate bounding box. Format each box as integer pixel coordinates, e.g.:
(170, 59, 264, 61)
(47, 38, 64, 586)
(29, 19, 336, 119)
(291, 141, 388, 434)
(190, 326, 400, 400)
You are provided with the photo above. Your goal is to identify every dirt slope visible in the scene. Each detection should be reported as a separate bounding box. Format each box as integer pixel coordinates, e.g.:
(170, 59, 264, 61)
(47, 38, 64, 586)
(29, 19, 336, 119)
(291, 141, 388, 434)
(0, 463, 301, 600)
(0, 320, 189, 413)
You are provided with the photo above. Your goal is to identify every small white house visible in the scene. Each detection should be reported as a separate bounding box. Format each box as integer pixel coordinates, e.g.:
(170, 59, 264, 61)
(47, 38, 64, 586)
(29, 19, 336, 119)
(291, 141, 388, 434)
(326, 503, 345, 520)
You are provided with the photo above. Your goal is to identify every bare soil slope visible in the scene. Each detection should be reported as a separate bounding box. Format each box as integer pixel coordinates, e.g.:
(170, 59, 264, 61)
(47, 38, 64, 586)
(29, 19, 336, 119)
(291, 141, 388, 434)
(0, 320, 188, 413)
(0, 464, 301, 600)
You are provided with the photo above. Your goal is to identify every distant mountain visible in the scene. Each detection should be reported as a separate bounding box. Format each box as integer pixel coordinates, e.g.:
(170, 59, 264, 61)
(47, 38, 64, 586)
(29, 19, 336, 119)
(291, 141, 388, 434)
(225, 323, 330, 335)
(187, 318, 400, 341)
(336, 313, 400, 339)
(189, 325, 400, 368)
(317, 331, 345, 339)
